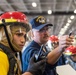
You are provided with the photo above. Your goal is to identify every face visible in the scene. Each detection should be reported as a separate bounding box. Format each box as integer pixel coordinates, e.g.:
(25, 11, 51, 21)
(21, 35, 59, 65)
(33, 26, 51, 44)
(70, 54, 76, 62)
(13, 30, 26, 50)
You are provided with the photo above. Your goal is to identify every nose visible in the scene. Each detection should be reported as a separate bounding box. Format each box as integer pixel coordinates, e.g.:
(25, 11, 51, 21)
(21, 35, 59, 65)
(21, 36, 26, 43)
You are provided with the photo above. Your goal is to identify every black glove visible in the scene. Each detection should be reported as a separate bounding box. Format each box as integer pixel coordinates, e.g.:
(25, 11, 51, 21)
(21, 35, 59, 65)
(26, 56, 47, 75)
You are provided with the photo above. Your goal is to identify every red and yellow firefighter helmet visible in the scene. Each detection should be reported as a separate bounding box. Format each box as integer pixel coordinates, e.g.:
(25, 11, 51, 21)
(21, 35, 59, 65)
(47, 35, 59, 49)
(0, 11, 28, 23)
(0, 11, 31, 32)
(65, 46, 76, 55)
(49, 35, 59, 42)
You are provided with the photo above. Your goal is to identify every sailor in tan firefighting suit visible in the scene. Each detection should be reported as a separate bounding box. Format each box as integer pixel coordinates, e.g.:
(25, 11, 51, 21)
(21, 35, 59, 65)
(0, 11, 46, 75)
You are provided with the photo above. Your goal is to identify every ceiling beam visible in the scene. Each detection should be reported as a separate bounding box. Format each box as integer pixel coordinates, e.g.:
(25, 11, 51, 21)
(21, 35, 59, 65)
(23, 11, 76, 15)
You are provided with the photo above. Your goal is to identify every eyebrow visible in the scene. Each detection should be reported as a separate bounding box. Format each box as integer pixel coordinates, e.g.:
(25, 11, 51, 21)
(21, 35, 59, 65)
(15, 30, 26, 32)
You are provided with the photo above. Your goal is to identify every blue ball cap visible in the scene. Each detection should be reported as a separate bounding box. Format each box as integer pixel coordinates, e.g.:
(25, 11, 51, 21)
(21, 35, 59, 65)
(30, 16, 53, 30)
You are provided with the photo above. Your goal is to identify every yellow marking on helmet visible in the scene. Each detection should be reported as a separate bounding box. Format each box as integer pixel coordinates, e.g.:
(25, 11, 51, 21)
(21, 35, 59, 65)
(0, 19, 17, 24)
(64, 52, 72, 55)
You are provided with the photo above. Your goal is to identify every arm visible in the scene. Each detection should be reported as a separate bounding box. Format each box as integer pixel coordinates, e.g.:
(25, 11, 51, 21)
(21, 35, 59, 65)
(47, 35, 73, 65)
(0, 51, 9, 75)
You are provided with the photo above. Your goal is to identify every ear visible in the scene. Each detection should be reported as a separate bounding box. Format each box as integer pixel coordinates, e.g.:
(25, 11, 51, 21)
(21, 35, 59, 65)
(26, 30, 33, 40)
(31, 30, 34, 37)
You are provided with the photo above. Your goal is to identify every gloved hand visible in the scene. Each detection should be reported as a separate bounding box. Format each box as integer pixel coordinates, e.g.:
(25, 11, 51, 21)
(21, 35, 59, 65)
(26, 56, 47, 75)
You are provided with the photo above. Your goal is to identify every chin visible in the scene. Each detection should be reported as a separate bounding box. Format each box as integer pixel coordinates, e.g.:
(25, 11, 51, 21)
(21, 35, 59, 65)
(43, 41, 47, 44)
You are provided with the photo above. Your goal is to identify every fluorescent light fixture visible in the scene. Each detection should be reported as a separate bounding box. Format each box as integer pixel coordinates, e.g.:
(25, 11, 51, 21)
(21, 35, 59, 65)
(32, 2, 37, 7)
(70, 15, 74, 19)
(66, 23, 70, 26)
(60, 28, 64, 32)
(47, 10, 52, 14)
(59, 31, 63, 35)
(74, 9, 76, 13)
(68, 19, 71, 23)
(64, 25, 68, 29)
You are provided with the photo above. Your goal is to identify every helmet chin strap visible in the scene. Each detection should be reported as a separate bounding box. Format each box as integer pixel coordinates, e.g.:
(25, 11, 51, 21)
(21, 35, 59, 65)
(2, 19, 16, 53)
